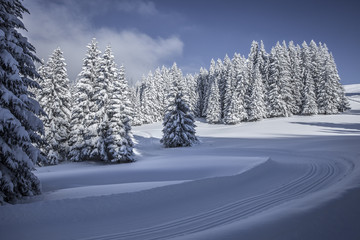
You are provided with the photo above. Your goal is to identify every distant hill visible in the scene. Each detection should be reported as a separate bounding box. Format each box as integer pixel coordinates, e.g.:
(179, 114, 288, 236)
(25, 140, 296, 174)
(344, 84, 360, 95)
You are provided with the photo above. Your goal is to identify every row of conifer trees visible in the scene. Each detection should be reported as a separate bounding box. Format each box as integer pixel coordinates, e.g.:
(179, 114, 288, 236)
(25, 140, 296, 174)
(134, 40, 349, 126)
(35, 40, 135, 165)
(35, 39, 349, 165)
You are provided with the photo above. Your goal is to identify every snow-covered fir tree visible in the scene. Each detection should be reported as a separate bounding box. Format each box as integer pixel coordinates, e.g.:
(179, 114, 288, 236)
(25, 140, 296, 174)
(99, 65, 135, 162)
(222, 54, 235, 122)
(206, 77, 222, 123)
(68, 39, 101, 162)
(220, 55, 232, 119)
(185, 73, 198, 115)
(259, 41, 270, 116)
(95, 45, 118, 161)
(141, 72, 162, 123)
(267, 47, 287, 117)
(223, 53, 248, 124)
(278, 41, 296, 116)
(247, 41, 266, 121)
(129, 86, 143, 126)
(37, 48, 71, 165)
(328, 52, 350, 112)
(318, 44, 349, 113)
(202, 59, 216, 117)
(153, 67, 167, 117)
(196, 67, 209, 117)
(301, 41, 318, 115)
(288, 41, 303, 114)
(161, 69, 198, 148)
(0, 0, 44, 204)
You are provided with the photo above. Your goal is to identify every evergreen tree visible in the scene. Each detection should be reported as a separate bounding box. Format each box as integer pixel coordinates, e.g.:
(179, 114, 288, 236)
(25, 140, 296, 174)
(259, 41, 270, 116)
(328, 52, 350, 112)
(95, 46, 117, 161)
(0, 0, 44, 204)
(247, 41, 266, 121)
(206, 78, 222, 123)
(219, 55, 232, 119)
(267, 47, 287, 117)
(278, 41, 295, 116)
(202, 59, 216, 117)
(222, 54, 235, 122)
(153, 67, 166, 117)
(223, 53, 247, 124)
(196, 67, 209, 117)
(100, 65, 134, 162)
(318, 45, 350, 113)
(37, 48, 71, 165)
(161, 73, 198, 148)
(68, 39, 101, 161)
(309, 40, 322, 102)
(288, 41, 303, 114)
(185, 73, 198, 115)
(161, 66, 172, 111)
(129, 86, 143, 126)
(140, 72, 162, 123)
(301, 41, 318, 115)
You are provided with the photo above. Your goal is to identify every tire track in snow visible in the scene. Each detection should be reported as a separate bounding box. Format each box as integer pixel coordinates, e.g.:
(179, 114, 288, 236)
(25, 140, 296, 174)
(82, 159, 349, 240)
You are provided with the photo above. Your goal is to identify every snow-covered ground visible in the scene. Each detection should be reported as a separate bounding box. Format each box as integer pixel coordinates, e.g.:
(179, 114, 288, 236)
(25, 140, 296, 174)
(1, 84, 360, 240)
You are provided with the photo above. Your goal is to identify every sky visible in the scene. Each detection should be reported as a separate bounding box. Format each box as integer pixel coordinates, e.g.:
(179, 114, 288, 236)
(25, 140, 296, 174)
(22, 0, 360, 85)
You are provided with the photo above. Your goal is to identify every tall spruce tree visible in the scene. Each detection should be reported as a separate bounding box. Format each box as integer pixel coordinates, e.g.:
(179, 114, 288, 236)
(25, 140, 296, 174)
(131, 85, 143, 126)
(161, 68, 198, 148)
(197, 67, 209, 117)
(278, 41, 295, 116)
(301, 41, 318, 115)
(202, 59, 216, 117)
(37, 48, 71, 165)
(223, 53, 248, 124)
(206, 78, 222, 123)
(0, 0, 44, 204)
(247, 41, 266, 121)
(100, 65, 134, 162)
(267, 46, 287, 117)
(96, 45, 117, 162)
(68, 39, 101, 162)
(288, 41, 303, 114)
(259, 41, 271, 117)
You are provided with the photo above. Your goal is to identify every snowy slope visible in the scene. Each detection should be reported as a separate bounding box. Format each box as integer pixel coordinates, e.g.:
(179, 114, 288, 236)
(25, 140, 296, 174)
(1, 85, 360, 240)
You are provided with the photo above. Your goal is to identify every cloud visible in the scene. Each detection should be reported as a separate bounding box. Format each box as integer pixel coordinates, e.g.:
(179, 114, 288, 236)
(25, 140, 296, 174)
(114, 0, 158, 15)
(21, 0, 183, 84)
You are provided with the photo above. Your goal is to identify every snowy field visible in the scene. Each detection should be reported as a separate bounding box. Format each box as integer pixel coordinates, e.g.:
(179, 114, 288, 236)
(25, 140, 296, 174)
(1, 84, 360, 240)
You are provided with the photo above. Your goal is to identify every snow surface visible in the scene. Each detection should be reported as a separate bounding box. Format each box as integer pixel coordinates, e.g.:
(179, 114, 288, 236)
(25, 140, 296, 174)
(1, 84, 360, 240)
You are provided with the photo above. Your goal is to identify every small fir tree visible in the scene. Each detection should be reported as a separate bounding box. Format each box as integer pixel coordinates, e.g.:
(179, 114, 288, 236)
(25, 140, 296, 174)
(206, 78, 222, 123)
(161, 68, 198, 148)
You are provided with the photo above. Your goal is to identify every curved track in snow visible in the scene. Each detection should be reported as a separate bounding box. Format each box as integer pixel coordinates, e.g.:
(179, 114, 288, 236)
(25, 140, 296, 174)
(82, 157, 354, 240)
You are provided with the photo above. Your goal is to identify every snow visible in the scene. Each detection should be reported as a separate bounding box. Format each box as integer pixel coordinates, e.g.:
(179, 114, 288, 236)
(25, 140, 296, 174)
(1, 84, 360, 240)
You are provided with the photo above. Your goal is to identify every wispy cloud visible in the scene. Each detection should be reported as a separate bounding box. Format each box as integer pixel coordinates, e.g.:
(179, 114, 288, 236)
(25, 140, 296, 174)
(22, 0, 183, 84)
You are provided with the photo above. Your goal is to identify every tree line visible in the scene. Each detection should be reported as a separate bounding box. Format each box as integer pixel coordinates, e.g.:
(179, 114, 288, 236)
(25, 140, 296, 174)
(135, 40, 349, 126)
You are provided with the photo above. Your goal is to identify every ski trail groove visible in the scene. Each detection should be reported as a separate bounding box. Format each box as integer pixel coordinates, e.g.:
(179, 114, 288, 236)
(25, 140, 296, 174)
(82, 159, 350, 240)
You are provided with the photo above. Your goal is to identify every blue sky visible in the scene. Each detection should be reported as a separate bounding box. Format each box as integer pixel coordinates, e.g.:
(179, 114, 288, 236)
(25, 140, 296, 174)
(23, 0, 360, 85)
